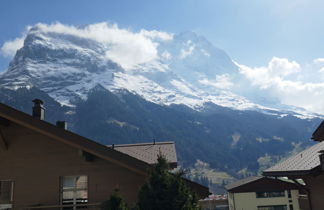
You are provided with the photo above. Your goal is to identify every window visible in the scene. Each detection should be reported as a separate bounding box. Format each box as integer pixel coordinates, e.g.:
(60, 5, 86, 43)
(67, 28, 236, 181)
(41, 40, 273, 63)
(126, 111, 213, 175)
(60, 176, 88, 209)
(257, 205, 287, 210)
(0, 180, 14, 210)
(256, 191, 285, 198)
(289, 204, 293, 210)
(287, 190, 291, 198)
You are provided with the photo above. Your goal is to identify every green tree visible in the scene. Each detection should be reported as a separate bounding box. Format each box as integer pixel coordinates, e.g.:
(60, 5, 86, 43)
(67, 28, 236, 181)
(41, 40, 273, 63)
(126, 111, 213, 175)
(137, 155, 199, 210)
(101, 189, 128, 210)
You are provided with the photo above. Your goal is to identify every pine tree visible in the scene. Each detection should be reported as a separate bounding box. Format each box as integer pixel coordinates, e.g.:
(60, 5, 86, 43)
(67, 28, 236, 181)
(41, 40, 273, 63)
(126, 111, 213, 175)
(101, 189, 128, 210)
(137, 155, 199, 210)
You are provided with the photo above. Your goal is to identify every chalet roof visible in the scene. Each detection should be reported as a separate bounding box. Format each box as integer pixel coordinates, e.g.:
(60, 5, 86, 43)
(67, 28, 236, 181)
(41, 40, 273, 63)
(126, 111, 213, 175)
(312, 120, 324, 142)
(263, 141, 324, 177)
(108, 142, 177, 168)
(183, 177, 211, 198)
(225, 176, 263, 191)
(0, 102, 151, 175)
(225, 176, 300, 193)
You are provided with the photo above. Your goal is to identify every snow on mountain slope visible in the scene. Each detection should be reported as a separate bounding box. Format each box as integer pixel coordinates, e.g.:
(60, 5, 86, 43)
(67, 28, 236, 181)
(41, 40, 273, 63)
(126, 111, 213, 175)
(0, 23, 320, 118)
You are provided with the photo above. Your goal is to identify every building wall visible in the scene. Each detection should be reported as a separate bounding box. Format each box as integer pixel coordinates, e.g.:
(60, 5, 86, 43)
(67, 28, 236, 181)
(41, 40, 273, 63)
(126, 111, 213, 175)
(0, 122, 146, 208)
(298, 194, 310, 210)
(199, 198, 228, 210)
(227, 190, 300, 210)
(304, 173, 324, 210)
(228, 193, 235, 210)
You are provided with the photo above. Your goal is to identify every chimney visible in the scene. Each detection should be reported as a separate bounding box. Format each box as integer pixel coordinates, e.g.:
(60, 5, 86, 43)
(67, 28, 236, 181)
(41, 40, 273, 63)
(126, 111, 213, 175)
(56, 121, 67, 130)
(32, 99, 45, 120)
(319, 150, 324, 170)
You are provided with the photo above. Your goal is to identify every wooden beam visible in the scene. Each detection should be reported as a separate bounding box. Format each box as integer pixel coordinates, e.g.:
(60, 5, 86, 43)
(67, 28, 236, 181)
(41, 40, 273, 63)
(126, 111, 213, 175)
(0, 128, 7, 151)
(0, 117, 10, 126)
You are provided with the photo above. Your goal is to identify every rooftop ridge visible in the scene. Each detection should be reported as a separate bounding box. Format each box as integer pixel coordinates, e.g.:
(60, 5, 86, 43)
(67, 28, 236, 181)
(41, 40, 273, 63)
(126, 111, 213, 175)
(107, 141, 175, 148)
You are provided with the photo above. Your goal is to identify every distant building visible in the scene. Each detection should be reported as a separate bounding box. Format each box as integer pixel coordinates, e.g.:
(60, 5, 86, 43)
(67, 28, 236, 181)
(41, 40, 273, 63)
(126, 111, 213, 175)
(225, 176, 301, 210)
(263, 120, 324, 210)
(199, 194, 229, 210)
(0, 100, 209, 209)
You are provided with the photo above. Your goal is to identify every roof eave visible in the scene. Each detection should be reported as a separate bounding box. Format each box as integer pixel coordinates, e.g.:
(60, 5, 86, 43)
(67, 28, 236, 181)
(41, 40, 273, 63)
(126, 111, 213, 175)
(312, 120, 324, 142)
(182, 177, 211, 198)
(263, 166, 321, 178)
(225, 176, 263, 191)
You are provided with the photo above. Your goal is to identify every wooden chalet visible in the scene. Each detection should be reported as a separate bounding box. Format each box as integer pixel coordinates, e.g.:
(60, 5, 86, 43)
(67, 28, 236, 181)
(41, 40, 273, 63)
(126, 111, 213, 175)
(0, 99, 209, 209)
(225, 176, 301, 210)
(263, 120, 324, 210)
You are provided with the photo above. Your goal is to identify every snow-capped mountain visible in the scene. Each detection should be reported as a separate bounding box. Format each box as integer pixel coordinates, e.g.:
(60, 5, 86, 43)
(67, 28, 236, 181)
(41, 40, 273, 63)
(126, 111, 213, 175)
(0, 24, 319, 118)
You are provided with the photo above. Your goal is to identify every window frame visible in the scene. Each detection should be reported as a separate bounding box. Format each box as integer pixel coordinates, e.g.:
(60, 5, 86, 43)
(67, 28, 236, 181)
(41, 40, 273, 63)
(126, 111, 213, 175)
(287, 190, 291, 198)
(257, 205, 288, 210)
(0, 180, 14, 209)
(60, 175, 88, 209)
(256, 191, 285, 198)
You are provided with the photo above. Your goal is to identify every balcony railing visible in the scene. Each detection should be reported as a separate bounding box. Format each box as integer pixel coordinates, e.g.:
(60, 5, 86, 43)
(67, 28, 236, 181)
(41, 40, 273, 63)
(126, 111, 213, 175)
(21, 202, 101, 210)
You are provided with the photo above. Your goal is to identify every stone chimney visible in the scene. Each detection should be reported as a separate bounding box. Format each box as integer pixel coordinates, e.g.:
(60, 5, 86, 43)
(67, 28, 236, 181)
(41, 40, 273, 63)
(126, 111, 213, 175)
(319, 150, 324, 170)
(32, 99, 45, 120)
(56, 121, 67, 130)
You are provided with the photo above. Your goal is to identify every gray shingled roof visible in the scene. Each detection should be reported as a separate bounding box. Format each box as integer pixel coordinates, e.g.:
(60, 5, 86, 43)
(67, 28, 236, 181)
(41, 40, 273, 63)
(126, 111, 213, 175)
(225, 176, 299, 193)
(263, 141, 324, 176)
(107, 142, 177, 167)
(225, 176, 262, 191)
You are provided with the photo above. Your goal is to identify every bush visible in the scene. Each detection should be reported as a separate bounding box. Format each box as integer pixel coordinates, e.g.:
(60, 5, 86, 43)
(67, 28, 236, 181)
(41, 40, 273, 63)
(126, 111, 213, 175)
(101, 189, 128, 210)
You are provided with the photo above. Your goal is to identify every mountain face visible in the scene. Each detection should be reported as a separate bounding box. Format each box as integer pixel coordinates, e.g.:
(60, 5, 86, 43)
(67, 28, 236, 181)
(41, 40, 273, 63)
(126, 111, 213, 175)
(2, 26, 309, 114)
(0, 25, 322, 192)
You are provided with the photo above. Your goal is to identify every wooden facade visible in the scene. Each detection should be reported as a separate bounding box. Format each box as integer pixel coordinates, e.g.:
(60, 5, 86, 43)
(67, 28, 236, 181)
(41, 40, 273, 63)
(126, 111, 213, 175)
(225, 176, 301, 210)
(0, 120, 146, 208)
(0, 101, 209, 209)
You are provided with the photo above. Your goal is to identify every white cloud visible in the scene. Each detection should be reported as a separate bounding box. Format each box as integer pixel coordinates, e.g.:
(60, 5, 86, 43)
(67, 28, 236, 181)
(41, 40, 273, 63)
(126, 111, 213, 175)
(1, 37, 25, 57)
(140, 29, 173, 41)
(268, 57, 300, 76)
(311, 58, 324, 74)
(179, 40, 195, 59)
(161, 51, 172, 60)
(237, 57, 324, 113)
(313, 58, 324, 64)
(199, 74, 233, 89)
(1, 22, 173, 70)
(319, 67, 324, 73)
(237, 57, 302, 89)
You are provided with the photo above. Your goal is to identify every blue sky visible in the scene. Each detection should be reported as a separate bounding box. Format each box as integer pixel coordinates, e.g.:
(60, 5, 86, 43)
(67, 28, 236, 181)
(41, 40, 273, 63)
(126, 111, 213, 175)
(1, 0, 324, 71)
